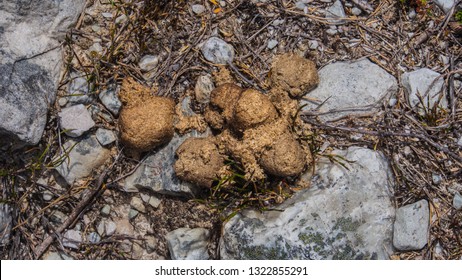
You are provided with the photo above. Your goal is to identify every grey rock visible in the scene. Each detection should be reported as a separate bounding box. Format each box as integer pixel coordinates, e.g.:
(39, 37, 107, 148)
(67, 72, 94, 105)
(128, 209, 139, 220)
(95, 128, 116, 146)
(124, 130, 209, 197)
(221, 147, 395, 259)
(351, 7, 362, 16)
(453, 193, 462, 210)
(139, 55, 159, 72)
(42, 251, 74, 260)
(408, 9, 417, 19)
(326, 0, 346, 24)
(308, 40, 319, 50)
(55, 135, 111, 185)
(166, 228, 210, 260)
(195, 75, 215, 104)
(201, 37, 235, 65)
(43, 191, 53, 201)
(115, 14, 127, 25)
(148, 196, 162, 208)
(434, 0, 455, 13)
(101, 12, 113, 18)
(0, 0, 86, 147)
(59, 104, 95, 137)
(98, 87, 122, 116)
(326, 28, 338, 35)
(267, 39, 279, 50)
(402, 68, 447, 113)
(458, 137, 462, 147)
(0, 203, 12, 245)
(87, 232, 101, 244)
(145, 236, 157, 253)
(63, 230, 82, 249)
(100, 205, 111, 216)
(192, 4, 206, 15)
(301, 59, 397, 122)
(432, 173, 442, 185)
(58, 97, 68, 107)
(393, 200, 429, 251)
(105, 220, 117, 236)
(132, 242, 144, 259)
(295, 1, 307, 10)
(272, 19, 285, 26)
(89, 42, 103, 54)
(97, 220, 105, 236)
(130, 197, 146, 213)
(50, 210, 67, 224)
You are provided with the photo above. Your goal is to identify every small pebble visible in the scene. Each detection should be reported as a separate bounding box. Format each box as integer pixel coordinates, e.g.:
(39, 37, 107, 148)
(453, 192, 462, 210)
(432, 173, 442, 185)
(128, 209, 139, 220)
(95, 128, 116, 147)
(115, 14, 127, 24)
(267, 39, 279, 50)
(308, 40, 319, 50)
(91, 25, 101, 33)
(43, 191, 53, 201)
(58, 97, 68, 107)
(326, 28, 338, 36)
(272, 19, 284, 26)
(295, 1, 307, 10)
(101, 12, 113, 18)
(105, 221, 117, 236)
(148, 196, 162, 208)
(139, 55, 159, 72)
(408, 9, 417, 19)
(458, 137, 462, 147)
(191, 4, 206, 15)
(97, 220, 105, 236)
(351, 7, 362, 16)
(63, 230, 82, 249)
(87, 232, 101, 244)
(100, 205, 111, 216)
(130, 197, 146, 213)
(403, 146, 412, 156)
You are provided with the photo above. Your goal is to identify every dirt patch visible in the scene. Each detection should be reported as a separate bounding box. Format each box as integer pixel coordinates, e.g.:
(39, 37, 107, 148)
(118, 78, 175, 152)
(174, 137, 225, 188)
(270, 53, 319, 98)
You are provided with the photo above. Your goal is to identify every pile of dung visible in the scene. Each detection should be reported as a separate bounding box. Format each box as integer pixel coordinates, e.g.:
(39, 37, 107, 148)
(174, 53, 319, 188)
(118, 78, 175, 152)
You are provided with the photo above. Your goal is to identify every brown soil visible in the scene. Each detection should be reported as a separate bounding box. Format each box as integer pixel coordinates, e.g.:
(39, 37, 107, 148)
(118, 78, 175, 152)
(174, 137, 224, 188)
(270, 53, 319, 98)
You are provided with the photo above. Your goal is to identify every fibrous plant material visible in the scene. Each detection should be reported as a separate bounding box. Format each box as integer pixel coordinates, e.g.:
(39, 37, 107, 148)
(118, 78, 175, 152)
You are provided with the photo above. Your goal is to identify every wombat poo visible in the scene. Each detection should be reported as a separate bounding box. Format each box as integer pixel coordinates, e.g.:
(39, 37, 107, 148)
(174, 53, 319, 186)
(174, 137, 224, 188)
(118, 78, 175, 152)
(270, 53, 319, 98)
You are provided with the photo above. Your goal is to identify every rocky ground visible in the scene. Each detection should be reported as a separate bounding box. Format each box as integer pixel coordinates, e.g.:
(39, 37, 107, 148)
(1, 0, 462, 260)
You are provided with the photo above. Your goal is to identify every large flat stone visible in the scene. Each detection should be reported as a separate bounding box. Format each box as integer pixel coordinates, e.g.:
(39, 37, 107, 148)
(220, 147, 395, 259)
(0, 0, 86, 147)
(55, 134, 111, 185)
(301, 59, 397, 122)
